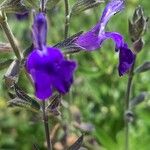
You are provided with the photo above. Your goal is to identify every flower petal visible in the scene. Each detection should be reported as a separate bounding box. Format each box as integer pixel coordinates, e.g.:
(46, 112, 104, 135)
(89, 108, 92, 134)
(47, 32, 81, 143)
(30, 70, 52, 100)
(26, 47, 77, 99)
(104, 32, 124, 51)
(118, 45, 135, 76)
(75, 25, 102, 51)
(99, 0, 124, 33)
(32, 12, 47, 50)
(53, 60, 77, 93)
(25, 49, 41, 73)
(26, 47, 63, 73)
(103, 32, 135, 75)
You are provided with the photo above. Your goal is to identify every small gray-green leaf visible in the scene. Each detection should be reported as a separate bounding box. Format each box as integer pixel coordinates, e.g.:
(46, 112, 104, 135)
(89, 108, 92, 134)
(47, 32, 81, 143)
(8, 97, 40, 112)
(68, 135, 84, 150)
(134, 61, 150, 74)
(4, 59, 20, 87)
(14, 84, 41, 111)
(71, 0, 104, 16)
(0, 58, 13, 71)
(54, 31, 83, 53)
(8, 97, 30, 108)
(5, 59, 20, 77)
(46, 93, 61, 116)
(0, 0, 27, 14)
(47, 93, 61, 111)
(129, 92, 148, 109)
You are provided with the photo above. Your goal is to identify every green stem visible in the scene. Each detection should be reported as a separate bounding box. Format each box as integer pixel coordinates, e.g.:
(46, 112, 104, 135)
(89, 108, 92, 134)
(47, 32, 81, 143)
(0, 13, 22, 61)
(64, 0, 73, 107)
(124, 56, 136, 150)
(64, 0, 70, 39)
(42, 101, 52, 150)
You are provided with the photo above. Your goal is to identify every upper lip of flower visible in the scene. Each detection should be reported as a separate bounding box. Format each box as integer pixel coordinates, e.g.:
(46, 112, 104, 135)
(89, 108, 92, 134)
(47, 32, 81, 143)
(32, 12, 47, 50)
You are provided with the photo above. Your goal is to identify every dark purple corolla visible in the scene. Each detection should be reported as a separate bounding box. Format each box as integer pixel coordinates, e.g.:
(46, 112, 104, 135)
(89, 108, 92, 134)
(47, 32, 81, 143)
(75, 0, 135, 76)
(15, 12, 29, 20)
(26, 13, 76, 100)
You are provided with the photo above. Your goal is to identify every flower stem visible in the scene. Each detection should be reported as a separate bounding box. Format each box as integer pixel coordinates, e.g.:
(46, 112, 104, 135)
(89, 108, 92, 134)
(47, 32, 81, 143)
(0, 12, 22, 61)
(41, 0, 45, 12)
(64, 0, 73, 107)
(124, 57, 136, 150)
(64, 0, 70, 39)
(42, 101, 52, 150)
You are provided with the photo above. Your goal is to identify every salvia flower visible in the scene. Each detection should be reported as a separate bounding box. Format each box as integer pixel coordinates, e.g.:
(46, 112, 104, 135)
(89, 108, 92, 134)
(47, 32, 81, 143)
(75, 0, 135, 76)
(26, 13, 77, 100)
(15, 12, 29, 20)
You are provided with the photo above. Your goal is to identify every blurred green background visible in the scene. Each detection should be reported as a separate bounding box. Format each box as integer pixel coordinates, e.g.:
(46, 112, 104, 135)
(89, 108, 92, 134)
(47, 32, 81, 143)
(0, 0, 150, 149)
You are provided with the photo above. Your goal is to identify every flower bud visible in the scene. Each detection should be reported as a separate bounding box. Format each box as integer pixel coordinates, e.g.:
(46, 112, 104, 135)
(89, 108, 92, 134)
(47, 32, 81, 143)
(129, 6, 148, 42)
(125, 110, 134, 123)
(132, 38, 144, 53)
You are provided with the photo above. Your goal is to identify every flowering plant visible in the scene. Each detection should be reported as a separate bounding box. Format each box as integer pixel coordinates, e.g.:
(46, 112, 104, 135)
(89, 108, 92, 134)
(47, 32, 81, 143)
(0, 0, 149, 149)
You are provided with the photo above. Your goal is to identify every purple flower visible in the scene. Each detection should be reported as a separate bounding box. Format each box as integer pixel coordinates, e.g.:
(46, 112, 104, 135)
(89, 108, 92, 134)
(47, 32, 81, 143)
(15, 12, 29, 20)
(75, 0, 135, 76)
(26, 13, 76, 100)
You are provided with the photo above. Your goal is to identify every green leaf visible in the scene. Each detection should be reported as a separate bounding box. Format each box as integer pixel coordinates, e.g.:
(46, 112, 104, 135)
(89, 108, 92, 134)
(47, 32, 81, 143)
(134, 61, 150, 74)
(71, 0, 104, 16)
(0, 0, 27, 14)
(67, 135, 84, 150)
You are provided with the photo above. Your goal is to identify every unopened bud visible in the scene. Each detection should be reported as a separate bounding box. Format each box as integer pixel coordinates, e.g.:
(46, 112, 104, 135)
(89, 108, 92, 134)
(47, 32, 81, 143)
(125, 110, 134, 123)
(132, 38, 144, 53)
(129, 6, 148, 42)
(133, 6, 143, 22)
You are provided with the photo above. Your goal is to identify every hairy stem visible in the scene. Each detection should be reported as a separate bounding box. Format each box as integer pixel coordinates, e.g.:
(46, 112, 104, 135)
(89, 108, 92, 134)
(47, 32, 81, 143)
(125, 57, 136, 150)
(41, 0, 45, 12)
(0, 13, 22, 60)
(64, 0, 70, 39)
(42, 101, 52, 150)
(64, 0, 73, 108)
